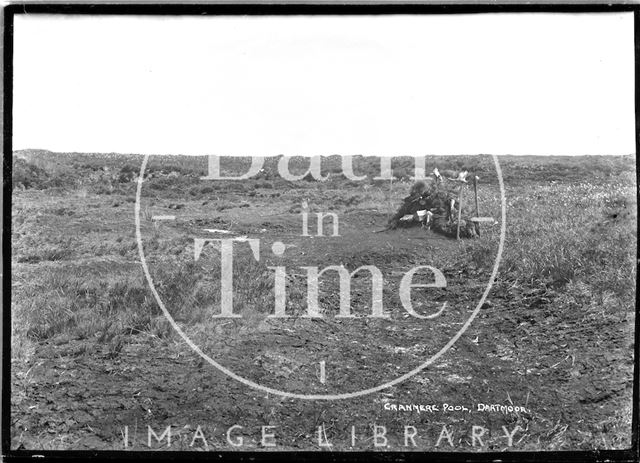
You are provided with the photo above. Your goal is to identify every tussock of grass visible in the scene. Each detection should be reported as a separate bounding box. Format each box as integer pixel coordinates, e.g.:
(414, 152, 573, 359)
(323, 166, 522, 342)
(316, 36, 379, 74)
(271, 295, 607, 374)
(497, 182, 636, 300)
(13, 270, 164, 343)
(16, 245, 74, 263)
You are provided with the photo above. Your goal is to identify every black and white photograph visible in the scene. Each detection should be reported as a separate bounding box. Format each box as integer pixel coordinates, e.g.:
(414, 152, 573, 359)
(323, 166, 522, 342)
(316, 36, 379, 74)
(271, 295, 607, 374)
(4, 5, 638, 459)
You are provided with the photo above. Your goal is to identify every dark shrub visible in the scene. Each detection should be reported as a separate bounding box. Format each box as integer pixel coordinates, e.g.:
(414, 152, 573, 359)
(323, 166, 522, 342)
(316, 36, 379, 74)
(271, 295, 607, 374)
(12, 157, 49, 189)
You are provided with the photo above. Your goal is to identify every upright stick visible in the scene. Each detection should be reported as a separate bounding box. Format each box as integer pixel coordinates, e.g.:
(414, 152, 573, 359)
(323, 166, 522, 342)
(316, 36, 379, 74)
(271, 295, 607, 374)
(473, 176, 480, 237)
(456, 183, 464, 240)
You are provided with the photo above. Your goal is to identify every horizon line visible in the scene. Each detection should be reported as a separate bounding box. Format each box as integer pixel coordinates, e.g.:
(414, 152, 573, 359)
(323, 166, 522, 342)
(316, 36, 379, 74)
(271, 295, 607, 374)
(11, 148, 637, 158)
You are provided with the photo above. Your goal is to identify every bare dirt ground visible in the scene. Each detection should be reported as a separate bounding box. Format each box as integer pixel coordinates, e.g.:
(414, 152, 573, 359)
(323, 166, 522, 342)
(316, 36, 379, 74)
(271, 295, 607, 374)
(9, 153, 636, 451)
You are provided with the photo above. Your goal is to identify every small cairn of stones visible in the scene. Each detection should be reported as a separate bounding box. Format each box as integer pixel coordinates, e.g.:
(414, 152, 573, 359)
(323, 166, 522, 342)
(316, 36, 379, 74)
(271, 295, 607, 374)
(387, 174, 478, 239)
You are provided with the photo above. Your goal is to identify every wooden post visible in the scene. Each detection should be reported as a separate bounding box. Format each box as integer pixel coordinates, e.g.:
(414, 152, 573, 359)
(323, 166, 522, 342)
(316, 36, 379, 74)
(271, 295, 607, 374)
(387, 176, 393, 216)
(473, 176, 480, 237)
(456, 183, 464, 240)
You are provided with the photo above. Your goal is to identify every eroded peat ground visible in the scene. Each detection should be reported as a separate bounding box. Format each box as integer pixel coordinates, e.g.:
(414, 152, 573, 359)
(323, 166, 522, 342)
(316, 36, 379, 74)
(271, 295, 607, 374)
(10, 154, 636, 451)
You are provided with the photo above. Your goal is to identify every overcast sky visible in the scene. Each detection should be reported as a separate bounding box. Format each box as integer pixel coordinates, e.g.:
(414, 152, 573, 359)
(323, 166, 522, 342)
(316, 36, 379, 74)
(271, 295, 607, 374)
(13, 12, 635, 156)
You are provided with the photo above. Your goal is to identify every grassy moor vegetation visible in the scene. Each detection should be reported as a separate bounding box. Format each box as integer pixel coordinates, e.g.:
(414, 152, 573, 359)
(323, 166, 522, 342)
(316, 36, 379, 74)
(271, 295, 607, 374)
(10, 150, 636, 451)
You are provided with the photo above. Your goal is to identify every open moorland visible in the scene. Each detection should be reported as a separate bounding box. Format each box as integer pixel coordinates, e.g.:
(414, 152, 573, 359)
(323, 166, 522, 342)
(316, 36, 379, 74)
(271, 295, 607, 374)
(9, 151, 636, 451)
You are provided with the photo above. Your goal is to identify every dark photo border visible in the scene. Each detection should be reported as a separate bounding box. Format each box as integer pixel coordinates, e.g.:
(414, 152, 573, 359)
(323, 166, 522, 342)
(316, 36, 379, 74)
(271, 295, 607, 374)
(2, 3, 638, 463)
